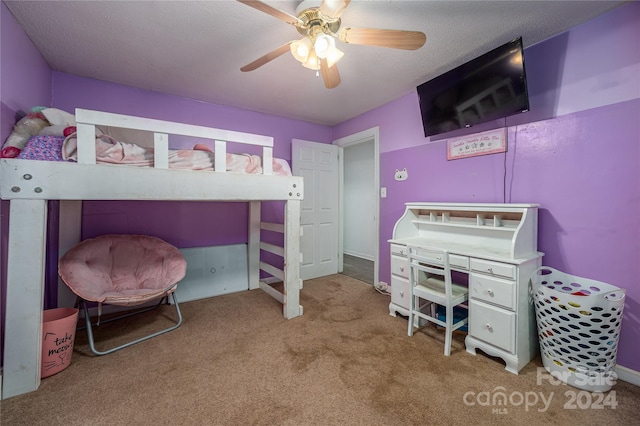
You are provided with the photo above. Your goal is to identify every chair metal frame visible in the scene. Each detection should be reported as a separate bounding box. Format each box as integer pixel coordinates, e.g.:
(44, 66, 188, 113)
(407, 245, 469, 356)
(76, 292, 182, 356)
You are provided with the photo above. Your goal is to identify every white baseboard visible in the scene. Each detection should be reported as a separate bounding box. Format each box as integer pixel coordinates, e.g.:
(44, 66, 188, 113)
(343, 250, 374, 261)
(614, 364, 640, 387)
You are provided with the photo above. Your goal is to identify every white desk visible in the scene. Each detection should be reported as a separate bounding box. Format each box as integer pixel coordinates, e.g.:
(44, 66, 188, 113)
(388, 203, 543, 374)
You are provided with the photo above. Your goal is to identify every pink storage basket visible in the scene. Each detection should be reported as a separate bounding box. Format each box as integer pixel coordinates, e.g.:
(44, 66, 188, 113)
(41, 307, 78, 378)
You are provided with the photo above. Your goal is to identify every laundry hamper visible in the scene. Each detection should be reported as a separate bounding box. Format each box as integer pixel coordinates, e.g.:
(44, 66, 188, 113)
(531, 267, 625, 392)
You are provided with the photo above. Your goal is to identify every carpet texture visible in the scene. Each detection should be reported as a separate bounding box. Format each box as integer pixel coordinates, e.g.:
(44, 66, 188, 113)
(2, 274, 639, 425)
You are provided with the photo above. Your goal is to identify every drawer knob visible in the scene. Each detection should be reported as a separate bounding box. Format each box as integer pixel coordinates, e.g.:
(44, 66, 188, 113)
(487, 267, 494, 274)
(486, 289, 494, 296)
(399, 266, 404, 272)
(485, 323, 493, 331)
(400, 291, 404, 297)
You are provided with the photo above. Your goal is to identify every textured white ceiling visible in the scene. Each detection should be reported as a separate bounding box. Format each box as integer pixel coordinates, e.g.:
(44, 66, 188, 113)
(4, 0, 627, 126)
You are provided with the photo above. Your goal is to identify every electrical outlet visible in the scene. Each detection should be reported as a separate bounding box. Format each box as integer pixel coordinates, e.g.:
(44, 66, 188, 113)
(395, 168, 408, 181)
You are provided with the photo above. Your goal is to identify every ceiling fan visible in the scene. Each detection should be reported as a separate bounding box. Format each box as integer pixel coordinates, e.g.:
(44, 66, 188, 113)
(237, 0, 427, 89)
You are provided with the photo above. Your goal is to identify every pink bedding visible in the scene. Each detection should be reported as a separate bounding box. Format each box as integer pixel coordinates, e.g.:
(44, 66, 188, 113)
(16, 133, 292, 176)
(63, 134, 292, 175)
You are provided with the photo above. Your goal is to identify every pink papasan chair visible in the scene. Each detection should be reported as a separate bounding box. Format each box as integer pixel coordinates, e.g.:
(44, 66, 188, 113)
(58, 234, 187, 355)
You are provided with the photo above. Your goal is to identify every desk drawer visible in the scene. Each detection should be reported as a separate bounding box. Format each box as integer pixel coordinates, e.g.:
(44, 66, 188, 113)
(391, 255, 409, 279)
(469, 300, 515, 353)
(391, 276, 410, 310)
(470, 259, 516, 280)
(411, 248, 469, 270)
(390, 244, 407, 257)
(470, 273, 516, 310)
(450, 255, 469, 271)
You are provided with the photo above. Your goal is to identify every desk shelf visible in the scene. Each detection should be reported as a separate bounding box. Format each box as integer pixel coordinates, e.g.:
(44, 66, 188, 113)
(411, 220, 517, 232)
(416, 210, 521, 228)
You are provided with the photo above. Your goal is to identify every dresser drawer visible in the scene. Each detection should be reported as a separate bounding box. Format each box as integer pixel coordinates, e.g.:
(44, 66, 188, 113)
(470, 258, 516, 280)
(469, 300, 516, 353)
(391, 255, 409, 278)
(391, 276, 410, 310)
(470, 273, 516, 310)
(390, 244, 407, 257)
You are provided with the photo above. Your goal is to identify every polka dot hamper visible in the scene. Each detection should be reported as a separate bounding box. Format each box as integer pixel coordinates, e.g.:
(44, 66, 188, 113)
(531, 267, 625, 392)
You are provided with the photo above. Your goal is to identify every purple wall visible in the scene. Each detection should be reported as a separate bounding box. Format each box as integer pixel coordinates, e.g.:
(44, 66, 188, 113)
(51, 73, 334, 159)
(0, 3, 51, 142)
(335, 3, 640, 372)
(0, 1, 52, 368)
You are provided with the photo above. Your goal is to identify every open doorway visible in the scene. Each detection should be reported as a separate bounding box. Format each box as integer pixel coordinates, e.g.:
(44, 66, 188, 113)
(334, 127, 379, 287)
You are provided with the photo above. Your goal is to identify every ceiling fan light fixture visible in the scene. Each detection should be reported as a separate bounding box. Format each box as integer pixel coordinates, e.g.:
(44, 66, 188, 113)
(325, 45, 344, 68)
(301, 48, 320, 70)
(290, 37, 313, 62)
(314, 33, 334, 58)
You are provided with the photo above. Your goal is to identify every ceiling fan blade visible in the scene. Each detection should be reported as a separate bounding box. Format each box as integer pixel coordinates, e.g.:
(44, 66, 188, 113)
(237, 0, 303, 27)
(320, 58, 341, 89)
(240, 42, 293, 72)
(319, 0, 351, 20)
(338, 28, 426, 50)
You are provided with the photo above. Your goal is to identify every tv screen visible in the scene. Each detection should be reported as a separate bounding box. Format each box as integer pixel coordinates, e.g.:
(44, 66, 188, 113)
(417, 37, 529, 138)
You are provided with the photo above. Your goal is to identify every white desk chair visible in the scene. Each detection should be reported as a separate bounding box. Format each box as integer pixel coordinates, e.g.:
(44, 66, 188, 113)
(407, 246, 469, 356)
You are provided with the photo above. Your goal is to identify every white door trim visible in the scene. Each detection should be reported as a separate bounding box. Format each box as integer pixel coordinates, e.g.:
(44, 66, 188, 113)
(333, 127, 380, 288)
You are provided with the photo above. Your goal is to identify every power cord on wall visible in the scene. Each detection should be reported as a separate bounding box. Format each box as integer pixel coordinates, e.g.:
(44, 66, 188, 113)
(503, 122, 520, 204)
(503, 118, 510, 203)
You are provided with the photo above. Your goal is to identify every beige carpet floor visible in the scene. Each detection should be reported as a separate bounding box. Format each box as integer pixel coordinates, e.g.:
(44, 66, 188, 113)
(2, 274, 639, 425)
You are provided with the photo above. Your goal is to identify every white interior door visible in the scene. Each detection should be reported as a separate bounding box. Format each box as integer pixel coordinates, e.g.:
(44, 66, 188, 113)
(292, 139, 339, 280)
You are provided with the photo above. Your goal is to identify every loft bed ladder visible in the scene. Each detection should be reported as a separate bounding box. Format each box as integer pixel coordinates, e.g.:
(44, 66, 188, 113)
(248, 201, 303, 318)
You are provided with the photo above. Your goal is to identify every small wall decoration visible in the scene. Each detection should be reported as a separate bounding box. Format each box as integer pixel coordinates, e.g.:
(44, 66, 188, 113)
(446, 128, 507, 160)
(394, 168, 408, 181)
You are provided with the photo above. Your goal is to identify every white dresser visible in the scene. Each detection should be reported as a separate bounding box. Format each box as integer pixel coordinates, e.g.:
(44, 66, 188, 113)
(388, 202, 543, 374)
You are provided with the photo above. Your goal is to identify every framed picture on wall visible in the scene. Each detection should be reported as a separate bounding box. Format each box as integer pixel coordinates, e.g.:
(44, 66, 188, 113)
(447, 128, 507, 160)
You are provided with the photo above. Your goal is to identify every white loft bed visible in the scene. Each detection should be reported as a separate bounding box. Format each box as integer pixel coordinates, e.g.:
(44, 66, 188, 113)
(0, 108, 304, 399)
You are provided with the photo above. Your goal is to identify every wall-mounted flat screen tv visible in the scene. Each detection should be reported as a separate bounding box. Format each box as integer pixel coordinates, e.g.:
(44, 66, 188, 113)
(417, 37, 529, 138)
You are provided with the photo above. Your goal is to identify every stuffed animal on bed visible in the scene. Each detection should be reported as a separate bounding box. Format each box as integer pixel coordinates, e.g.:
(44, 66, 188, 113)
(1, 107, 76, 158)
(1, 110, 48, 158)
